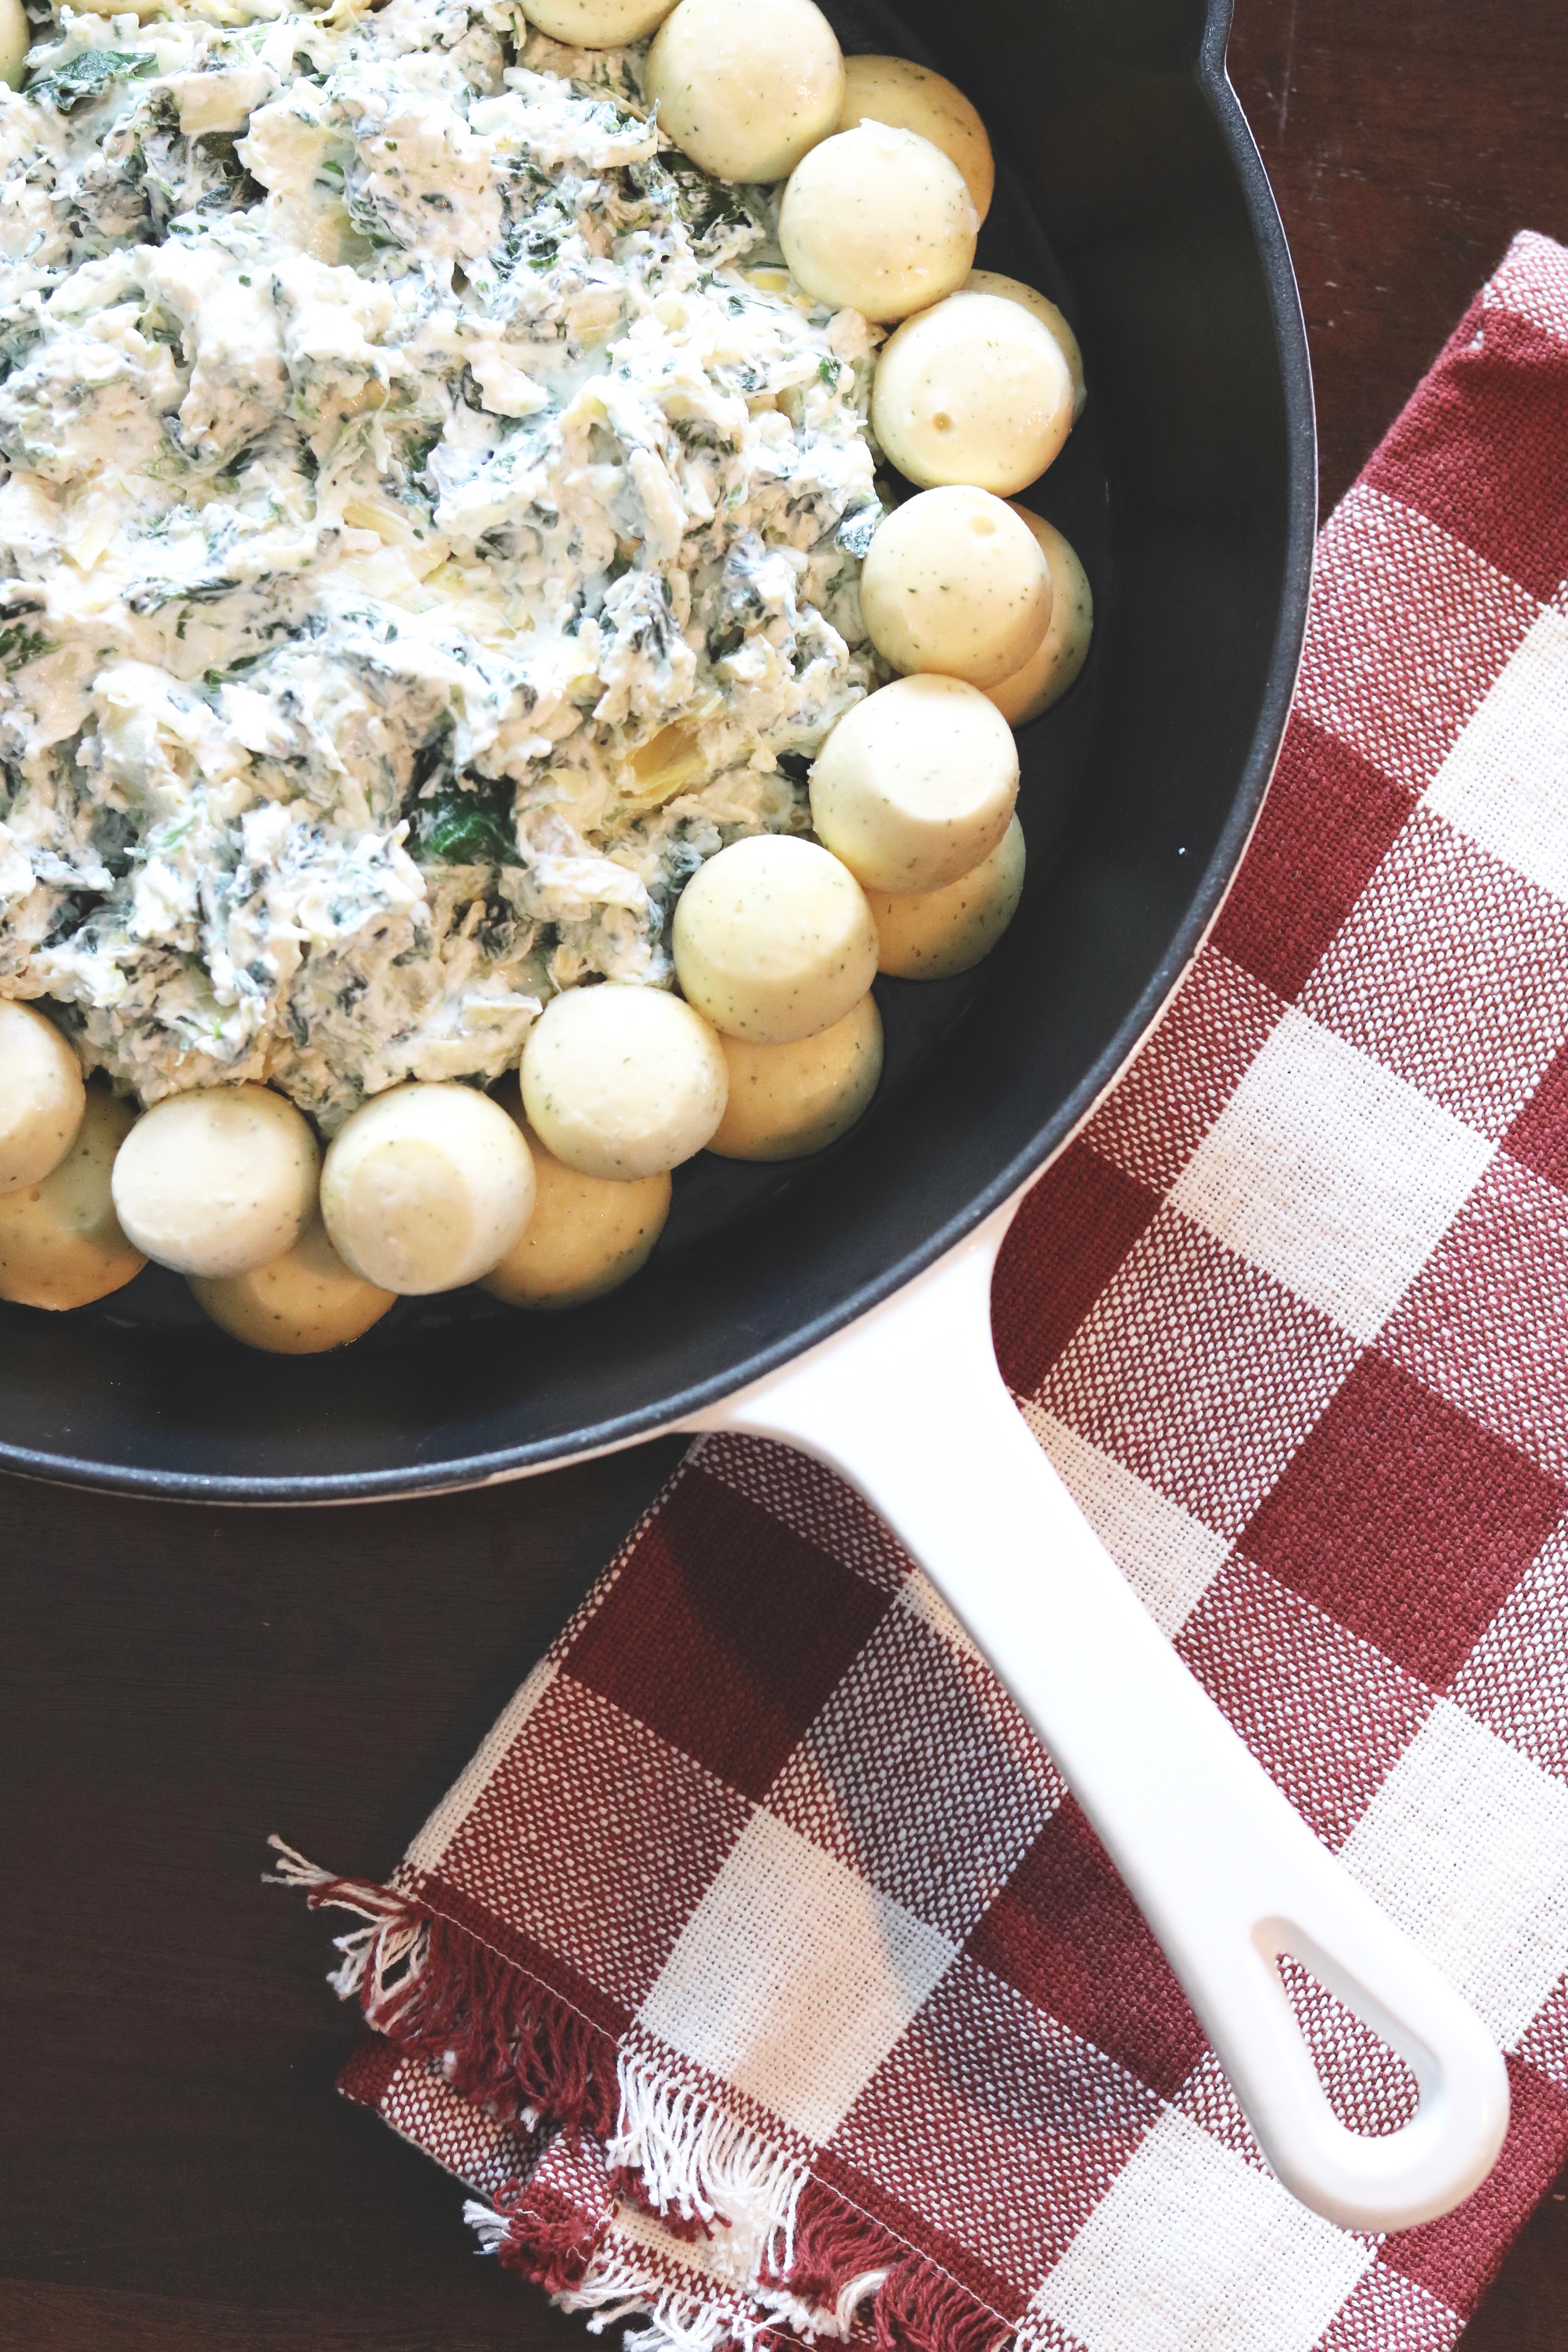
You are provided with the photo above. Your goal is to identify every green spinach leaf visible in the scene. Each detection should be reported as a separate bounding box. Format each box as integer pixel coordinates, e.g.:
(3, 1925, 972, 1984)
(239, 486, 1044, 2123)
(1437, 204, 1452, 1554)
(27, 48, 156, 115)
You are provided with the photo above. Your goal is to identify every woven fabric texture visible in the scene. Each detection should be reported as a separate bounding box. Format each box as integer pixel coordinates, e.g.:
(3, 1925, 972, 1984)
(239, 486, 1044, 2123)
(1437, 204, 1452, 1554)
(296, 231, 1568, 2352)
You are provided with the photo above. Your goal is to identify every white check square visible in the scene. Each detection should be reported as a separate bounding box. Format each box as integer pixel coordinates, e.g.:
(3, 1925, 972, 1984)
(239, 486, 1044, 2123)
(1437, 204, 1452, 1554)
(1170, 1008, 1492, 1341)
(1023, 1406, 1231, 1635)
(1341, 1699, 1568, 2044)
(639, 1809, 956, 2144)
(1426, 606, 1568, 901)
(1027, 2109, 1369, 2352)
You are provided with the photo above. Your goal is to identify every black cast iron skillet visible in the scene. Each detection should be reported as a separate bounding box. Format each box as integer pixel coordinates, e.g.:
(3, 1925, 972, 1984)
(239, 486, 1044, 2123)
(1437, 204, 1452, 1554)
(0, 0, 1309, 1502)
(3, 0, 1512, 2246)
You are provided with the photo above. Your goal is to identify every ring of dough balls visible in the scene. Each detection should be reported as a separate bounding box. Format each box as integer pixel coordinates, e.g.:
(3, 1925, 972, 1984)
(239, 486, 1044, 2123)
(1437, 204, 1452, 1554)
(190, 1212, 396, 1354)
(872, 291, 1074, 495)
(966, 270, 1087, 419)
(779, 122, 976, 322)
(0, 1000, 85, 1193)
(111, 1083, 318, 1279)
(860, 486, 1052, 688)
(985, 508, 1094, 726)
(481, 1088, 671, 1308)
(321, 1082, 535, 1296)
(708, 993, 883, 1161)
(810, 674, 1019, 896)
(645, 0, 844, 183)
(522, 984, 728, 1180)
(868, 815, 1025, 980)
(523, 0, 675, 46)
(0, 1087, 146, 1310)
(672, 834, 879, 1044)
(836, 55, 993, 222)
(0, 0, 29, 89)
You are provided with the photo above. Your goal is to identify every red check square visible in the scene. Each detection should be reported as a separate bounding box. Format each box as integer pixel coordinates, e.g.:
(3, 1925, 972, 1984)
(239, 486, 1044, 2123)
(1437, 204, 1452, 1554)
(1379, 2057, 1568, 2316)
(1241, 1352, 1564, 1687)
(564, 1468, 892, 1799)
(1505, 1035, 1568, 1194)
(1312, 2263, 1467, 2352)
(1367, 303, 1568, 601)
(1383, 1152, 1568, 1483)
(993, 1140, 1159, 1401)
(1085, 947, 1285, 1197)
(440, 1673, 751, 2011)
(1213, 718, 1416, 1003)
(966, 1799, 1207, 2100)
(1177, 1557, 1436, 1846)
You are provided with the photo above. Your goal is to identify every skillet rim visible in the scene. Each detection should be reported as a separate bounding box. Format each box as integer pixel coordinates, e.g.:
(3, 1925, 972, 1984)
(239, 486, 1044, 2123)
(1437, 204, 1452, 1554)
(0, 0, 1317, 1504)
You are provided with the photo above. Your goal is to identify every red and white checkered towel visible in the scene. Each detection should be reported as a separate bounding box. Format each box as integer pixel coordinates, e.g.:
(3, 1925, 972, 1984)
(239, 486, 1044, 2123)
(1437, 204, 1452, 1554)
(282, 230, 1568, 2352)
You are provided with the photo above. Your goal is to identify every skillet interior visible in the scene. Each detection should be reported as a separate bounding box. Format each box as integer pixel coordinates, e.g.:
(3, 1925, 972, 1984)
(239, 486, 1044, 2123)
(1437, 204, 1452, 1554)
(0, 0, 1314, 1500)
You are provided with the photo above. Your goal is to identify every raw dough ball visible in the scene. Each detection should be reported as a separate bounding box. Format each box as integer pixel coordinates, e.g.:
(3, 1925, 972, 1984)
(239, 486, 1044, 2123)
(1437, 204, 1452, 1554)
(869, 814, 1025, 978)
(779, 121, 976, 322)
(966, 270, 1087, 418)
(673, 834, 879, 1044)
(190, 1212, 395, 1354)
(482, 1089, 671, 1308)
(872, 291, 1074, 494)
(0, 1087, 145, 1310)
(836, 54, 993, 222)
(985, 506, 1094, 725)
(112, 1083, 318, 1279)
(810, 674, 1018, 895)
(709, 993, 882, 1160)
(524, 0, 674, 44)
(522, 984, 727, 1179)
(645, 0, 843, 183)
(860, 486, 1052, 687)
(0, 1000, 85, 1192)
(0, 0, 29, 89)
(321, 1082, 535, 1295)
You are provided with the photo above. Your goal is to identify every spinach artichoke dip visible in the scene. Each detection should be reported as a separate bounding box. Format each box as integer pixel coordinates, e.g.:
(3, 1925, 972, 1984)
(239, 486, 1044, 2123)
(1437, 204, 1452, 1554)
(0, 0, 886, 1134)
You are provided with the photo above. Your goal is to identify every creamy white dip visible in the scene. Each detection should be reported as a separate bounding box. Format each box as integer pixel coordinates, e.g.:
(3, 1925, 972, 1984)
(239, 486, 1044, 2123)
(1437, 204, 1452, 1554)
(0, 0, 886, 1127)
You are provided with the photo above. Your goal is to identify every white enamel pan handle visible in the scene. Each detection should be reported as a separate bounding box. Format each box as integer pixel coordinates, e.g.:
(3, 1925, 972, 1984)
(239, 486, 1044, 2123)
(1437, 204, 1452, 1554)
(682, 1199, 1509, 2233)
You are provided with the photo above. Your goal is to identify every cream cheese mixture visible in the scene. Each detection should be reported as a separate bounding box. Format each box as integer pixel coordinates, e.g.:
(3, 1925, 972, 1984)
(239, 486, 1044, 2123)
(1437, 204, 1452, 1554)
(0, 0, 887, 1128)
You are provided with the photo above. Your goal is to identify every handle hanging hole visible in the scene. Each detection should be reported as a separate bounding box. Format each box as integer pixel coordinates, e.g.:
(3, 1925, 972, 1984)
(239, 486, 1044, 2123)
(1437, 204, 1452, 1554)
(1271, 1948, 1422, 2140)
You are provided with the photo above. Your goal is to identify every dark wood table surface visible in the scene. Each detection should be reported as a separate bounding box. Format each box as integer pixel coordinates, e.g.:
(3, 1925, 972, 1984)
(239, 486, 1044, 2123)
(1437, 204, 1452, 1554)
(4, 3, 1568, 2345)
